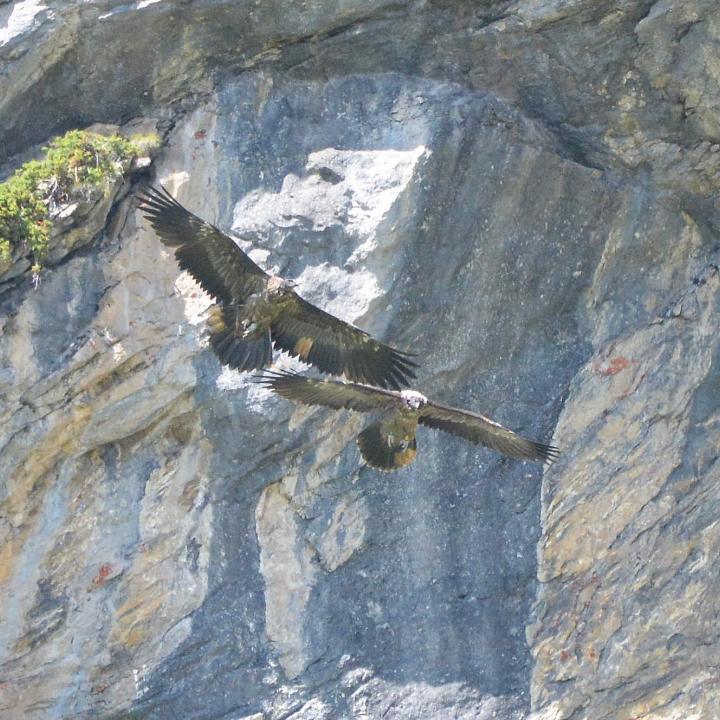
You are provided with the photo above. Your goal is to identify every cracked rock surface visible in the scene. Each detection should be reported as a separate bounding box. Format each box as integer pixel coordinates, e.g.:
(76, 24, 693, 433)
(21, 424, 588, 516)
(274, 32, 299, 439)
(1, 1, 719, 719)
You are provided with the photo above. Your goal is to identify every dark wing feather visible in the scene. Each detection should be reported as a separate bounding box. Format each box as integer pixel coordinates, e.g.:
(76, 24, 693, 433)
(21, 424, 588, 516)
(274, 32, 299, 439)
(137, 184, 268, 303)
(419, 401, 559, 464)
(256, 370, 399, 412)
(271, 293, 418, 390)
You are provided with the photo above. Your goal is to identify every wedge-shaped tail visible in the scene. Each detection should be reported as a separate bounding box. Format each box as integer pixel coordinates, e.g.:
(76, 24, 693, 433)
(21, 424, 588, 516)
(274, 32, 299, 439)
(357, 421, 417, 471)
(207, 305, 272, 371)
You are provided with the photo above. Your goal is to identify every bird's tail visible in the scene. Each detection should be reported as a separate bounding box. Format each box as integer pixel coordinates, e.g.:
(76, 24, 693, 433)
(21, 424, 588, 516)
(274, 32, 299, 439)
(207, 305, 273, 371)
(357, 421, 417, 472)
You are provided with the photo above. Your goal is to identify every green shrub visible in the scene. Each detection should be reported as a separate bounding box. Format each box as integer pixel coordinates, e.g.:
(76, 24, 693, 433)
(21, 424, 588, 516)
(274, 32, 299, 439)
(0, 129, 161, 275)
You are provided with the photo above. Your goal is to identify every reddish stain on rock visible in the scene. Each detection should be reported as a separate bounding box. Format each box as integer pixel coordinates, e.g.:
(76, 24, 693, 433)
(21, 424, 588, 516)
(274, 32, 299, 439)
(92, 563, 112, 586)
(596, 356, 631, 376)
(194, 129, 207, 140)
(559, 649, 571, 662)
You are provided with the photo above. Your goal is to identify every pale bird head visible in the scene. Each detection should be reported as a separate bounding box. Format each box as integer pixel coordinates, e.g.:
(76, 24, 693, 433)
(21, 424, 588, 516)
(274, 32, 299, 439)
(400, 390, 427, 410)
(267, 275, 296, 296)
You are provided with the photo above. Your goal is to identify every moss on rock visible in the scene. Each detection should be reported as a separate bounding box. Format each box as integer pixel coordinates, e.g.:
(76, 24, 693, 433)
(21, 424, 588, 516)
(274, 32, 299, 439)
(0, 129, 160, 275)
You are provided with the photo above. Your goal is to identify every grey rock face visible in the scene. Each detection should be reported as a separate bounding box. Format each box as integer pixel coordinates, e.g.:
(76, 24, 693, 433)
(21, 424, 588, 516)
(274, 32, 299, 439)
(1, 1, 719, 719)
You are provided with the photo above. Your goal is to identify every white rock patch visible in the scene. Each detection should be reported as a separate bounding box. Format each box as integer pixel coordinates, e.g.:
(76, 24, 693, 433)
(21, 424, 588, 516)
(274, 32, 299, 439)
(232, 146, 427, 256)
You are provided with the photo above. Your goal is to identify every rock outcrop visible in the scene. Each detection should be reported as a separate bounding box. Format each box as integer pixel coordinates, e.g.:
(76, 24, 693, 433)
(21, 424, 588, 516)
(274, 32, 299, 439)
(1, 1, 718, 719)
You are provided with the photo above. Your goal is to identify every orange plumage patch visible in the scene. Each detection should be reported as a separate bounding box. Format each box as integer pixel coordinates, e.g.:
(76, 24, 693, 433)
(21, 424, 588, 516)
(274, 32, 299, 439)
(207, 305, 226, 333)
(294, 337, 314, 359)
(391, 445, 417, 469)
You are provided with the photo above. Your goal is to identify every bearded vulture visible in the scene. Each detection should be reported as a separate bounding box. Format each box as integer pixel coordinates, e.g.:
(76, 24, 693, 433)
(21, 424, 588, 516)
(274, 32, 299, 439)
(257, 370, 559, 470)
(137, 185, 417, 389)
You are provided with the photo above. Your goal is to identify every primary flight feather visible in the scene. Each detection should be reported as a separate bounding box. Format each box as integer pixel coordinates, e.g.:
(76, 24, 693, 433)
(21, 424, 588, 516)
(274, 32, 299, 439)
(137, 185, 417, 389)
(257, 370, 559, 471)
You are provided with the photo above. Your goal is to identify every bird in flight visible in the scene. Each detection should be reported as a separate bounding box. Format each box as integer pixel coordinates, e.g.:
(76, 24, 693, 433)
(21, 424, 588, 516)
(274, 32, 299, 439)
(257, 370, 559, 471)
(137, 185, 417, 389)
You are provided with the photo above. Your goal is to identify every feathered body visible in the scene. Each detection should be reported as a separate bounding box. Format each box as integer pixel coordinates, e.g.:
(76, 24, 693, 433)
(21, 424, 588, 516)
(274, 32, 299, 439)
(205, 278, 297, 370)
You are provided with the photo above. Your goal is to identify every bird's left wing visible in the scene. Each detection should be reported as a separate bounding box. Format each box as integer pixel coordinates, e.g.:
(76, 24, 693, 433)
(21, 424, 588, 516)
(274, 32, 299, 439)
(257, 370, 399, 413)
(418, 401, 559, 463)
(137, 184, 268, 304)
(270, 293, 418, 390)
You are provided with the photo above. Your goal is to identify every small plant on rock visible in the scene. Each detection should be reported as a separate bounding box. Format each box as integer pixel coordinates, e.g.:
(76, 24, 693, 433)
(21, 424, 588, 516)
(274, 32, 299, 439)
(0, 129, 160, 279)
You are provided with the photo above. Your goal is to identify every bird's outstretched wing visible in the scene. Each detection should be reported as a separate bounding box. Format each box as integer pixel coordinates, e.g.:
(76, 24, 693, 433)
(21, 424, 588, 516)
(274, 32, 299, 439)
(137, 184, 268, 303)
(271, 294, 418, 390)
(418, 401, 558, 463)
(256, 370, 399, 412)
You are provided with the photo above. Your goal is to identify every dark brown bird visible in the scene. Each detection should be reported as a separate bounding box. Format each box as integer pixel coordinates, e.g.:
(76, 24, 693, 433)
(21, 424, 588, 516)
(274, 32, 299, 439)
(257, 370, 559, 471)
(137, 185, 417, 389)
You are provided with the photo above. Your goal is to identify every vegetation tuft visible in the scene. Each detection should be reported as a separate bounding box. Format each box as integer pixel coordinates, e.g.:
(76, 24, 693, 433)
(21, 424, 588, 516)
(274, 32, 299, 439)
(0, 129, 160, 277)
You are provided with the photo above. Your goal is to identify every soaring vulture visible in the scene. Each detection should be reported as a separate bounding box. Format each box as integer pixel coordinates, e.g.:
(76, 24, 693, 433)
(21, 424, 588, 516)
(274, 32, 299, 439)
(137, 185, 417, 389)
(258, 370, 559, 471)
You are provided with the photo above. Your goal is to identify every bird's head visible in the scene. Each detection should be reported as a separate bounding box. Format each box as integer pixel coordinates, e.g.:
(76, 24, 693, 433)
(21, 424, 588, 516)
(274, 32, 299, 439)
(399, 390, 427, 410)
(267, 275, 296, 296)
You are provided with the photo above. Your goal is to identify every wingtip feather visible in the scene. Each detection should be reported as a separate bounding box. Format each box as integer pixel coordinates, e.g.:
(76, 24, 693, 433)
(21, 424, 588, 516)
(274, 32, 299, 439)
(535, 442, 560, 464)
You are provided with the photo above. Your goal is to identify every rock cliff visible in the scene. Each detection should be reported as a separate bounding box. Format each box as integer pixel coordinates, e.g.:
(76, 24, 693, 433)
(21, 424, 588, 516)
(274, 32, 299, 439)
(1, 1, 719, 719)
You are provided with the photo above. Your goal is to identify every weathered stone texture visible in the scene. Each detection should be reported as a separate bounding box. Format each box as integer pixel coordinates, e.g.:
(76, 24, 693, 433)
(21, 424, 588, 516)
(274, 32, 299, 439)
(1, 0, 719, 719)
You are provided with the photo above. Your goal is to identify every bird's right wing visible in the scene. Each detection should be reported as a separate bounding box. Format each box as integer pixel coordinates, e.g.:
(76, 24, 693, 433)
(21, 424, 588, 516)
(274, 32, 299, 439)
(256, 370, 399, 413)
(419, 401, 559, 463)
(271, 292, 418, 390)
(137, 184, 268, 303)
